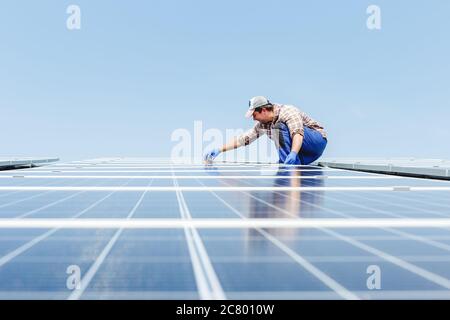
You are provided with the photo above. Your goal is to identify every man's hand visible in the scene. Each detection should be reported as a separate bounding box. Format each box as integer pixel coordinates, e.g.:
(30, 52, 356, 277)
(284, 151, 300, 165)
(204, 148, 221, 163)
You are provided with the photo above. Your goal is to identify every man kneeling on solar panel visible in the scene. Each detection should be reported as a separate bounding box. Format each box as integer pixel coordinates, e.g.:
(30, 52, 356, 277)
(204, 96, 328, 165)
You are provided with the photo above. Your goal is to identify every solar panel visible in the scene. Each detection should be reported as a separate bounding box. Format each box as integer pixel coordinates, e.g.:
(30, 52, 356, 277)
(319, 158, 450, 180)
(0, 157, 59, 171)
(1, 158, 450, 300)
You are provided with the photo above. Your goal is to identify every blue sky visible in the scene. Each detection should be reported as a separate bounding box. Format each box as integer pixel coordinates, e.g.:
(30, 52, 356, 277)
(1, 1, 449, 162)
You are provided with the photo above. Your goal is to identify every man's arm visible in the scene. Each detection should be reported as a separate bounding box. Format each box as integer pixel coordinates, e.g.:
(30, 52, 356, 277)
(204, 125, 262, 161)
(283, 133, 304, 165)
(204, 137, 244, 163)
(219, 137, 243, 152)
(291, 133, 303, 154)
(220, 124, 262, 153)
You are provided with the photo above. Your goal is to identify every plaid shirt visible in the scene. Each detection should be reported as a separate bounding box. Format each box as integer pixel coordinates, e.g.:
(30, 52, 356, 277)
(238, 104, 327, 146)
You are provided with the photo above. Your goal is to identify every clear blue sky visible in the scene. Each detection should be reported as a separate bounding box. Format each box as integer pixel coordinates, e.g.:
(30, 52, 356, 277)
(1, 1, 449, 161)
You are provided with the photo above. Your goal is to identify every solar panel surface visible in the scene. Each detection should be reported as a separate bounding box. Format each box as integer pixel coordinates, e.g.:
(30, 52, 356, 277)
(1, 158, 450, 300)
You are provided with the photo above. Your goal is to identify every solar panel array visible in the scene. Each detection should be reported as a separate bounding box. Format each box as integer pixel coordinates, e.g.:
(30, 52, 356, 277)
(1, 158, 450, 299)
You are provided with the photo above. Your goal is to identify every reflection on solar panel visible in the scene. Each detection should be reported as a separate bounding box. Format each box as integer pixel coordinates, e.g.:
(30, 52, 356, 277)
(1, 157, 450, 300)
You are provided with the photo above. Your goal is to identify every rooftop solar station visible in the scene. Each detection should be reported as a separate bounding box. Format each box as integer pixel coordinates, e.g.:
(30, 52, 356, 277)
(1, 157, 450, 299)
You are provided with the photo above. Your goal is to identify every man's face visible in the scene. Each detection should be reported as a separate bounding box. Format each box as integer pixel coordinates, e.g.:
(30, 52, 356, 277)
(252, 108, 272, 123)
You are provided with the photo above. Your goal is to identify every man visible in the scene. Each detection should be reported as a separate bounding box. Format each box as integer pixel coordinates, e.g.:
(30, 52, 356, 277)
(204, 96, 327, 165)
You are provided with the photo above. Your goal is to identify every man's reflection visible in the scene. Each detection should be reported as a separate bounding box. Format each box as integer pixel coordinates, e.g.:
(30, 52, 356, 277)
(245, 166, 326, 250)
(248, 166, 325, 219)
(203, 164, 327, 254)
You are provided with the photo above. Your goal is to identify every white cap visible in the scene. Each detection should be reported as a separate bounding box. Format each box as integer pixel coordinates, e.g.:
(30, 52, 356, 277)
(245, 96, 272, 118)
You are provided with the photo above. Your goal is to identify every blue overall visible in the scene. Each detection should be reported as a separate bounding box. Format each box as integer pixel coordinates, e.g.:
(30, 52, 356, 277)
(275, 123, 327, 165)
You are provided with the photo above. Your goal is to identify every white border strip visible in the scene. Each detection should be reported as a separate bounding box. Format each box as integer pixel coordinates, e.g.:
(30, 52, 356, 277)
(1, 218, 450, 229)
(0, 175, 402, 180)
(18, 169, 338, 173)
(0, 186, 447, 191)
